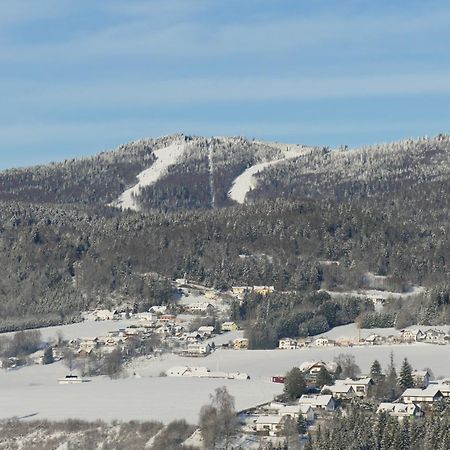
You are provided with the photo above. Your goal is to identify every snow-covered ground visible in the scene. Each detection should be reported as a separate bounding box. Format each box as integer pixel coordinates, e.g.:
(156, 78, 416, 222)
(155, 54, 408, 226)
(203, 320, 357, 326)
(0, 361, 280, 423)
(228, 145, 311, 204)
(321, 323, 450, 340)
(2, 343, 449, 423)
(326, 286, 426, 301)
(112, 142, 186, 211)
(2, 318, 143, 343)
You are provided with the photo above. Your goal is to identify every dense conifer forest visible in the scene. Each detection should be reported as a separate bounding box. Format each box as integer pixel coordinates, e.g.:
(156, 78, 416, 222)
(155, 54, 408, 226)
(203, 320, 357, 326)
(0, 134, 449, 333)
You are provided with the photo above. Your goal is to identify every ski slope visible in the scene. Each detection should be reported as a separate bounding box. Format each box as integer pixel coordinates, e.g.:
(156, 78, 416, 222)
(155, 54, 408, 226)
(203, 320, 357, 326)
(228, 144, 310, 204)
(113, 142, 186, 211)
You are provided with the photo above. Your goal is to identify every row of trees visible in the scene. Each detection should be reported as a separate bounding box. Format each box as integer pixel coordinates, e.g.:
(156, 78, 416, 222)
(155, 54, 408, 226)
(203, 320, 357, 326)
(307, 404, 450, 450)
(236, 291, 373, 348)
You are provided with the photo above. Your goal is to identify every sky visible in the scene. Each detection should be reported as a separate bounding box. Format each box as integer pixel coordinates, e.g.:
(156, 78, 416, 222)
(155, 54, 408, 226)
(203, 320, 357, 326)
(1, 0, 450, 169)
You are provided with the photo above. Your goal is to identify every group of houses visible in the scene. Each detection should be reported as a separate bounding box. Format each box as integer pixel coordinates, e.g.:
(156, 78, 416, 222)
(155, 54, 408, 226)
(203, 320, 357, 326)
(278, 327, 450, 350)
(245, 360, 450, 437)
(241, 391, 336, 437)
(62, 310, 240, 360)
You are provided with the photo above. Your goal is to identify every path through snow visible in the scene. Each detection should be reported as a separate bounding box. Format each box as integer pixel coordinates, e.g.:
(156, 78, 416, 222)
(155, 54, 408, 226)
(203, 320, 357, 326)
(112, 142, 186, 211)
(228, 144, 311, 204)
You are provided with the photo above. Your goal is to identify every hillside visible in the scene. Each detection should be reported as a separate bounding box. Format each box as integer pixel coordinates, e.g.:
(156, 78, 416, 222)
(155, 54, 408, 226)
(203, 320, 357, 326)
(0, 134, 449, 333)
(0, 134, 295, 211)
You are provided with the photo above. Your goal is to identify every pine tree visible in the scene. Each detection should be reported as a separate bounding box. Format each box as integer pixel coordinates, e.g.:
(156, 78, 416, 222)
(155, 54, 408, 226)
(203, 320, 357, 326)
(399, 418, 410, 450)
(370, 359, 383, 383)
(316, 366, 333, 388)
(297, 414, 307, 435)
(399, 358, 414, 390)
(384, 351, 399, 400)
(42, 346, 54, 365)
(284, 367, 306, 400)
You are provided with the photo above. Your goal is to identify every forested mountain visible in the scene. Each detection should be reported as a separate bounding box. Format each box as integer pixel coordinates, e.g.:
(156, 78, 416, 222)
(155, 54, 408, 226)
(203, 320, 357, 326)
(0, 134, 286, 210)
(0, 133, 449, 332)
(1, 133, 449, 213)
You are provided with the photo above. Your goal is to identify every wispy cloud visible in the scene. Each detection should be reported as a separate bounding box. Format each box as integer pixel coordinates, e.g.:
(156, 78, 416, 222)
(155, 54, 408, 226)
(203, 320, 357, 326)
(2, 72, 450, 111)
(1, 3, 450, 62)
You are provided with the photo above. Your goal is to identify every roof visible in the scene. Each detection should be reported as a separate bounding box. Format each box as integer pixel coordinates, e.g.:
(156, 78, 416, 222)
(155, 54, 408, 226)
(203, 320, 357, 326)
(322, 384, 354, 394)
(377, 402, 420, 415)
(336, 377, 373, 386)
(299, 361, 338, 373)
(412, 370, 430, 377)
(299, 404, 313, 414)
(402, 387, 442, 398)
(432, 384, 450, 393)
(255, 415, 284, 425)
(365, 334, 381, 341)
(299, 394, 333, 407)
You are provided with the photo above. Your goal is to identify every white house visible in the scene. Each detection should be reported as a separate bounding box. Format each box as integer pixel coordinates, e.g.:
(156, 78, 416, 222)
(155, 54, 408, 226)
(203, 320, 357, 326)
(255, 415, 285, 436)
(412, 370, 432, 388)
(377, 402, 423, 419)
(94, 309, 118, 321)
(278, 338, 298, 350)
(400, 329, 425, 342)
(149, 305, 168, 314)
(321, 384, 355, 399)
(431, 384, 450, 398)
(198, 326, 215, 336)
(314, 337, 334, 347)
(298, 394, 335, 412)
(424, 329, 447, 344)
(135, 312, 156, 322)
(299, 361, 340, 382)
(334, 378, 374, 397)
(365, 334, 383, 345)
(186, 343, 212, 355)
(401, 387, 444, 404)
(187, 302, 215, 313)
(279, 405, 314, 422)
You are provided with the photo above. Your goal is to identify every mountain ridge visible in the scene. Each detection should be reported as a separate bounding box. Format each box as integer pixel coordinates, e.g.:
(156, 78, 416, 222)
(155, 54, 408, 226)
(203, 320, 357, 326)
(1, 133, 449, 212)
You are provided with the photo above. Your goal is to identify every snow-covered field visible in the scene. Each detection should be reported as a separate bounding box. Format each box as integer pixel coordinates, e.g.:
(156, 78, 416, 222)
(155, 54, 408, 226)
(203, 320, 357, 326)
(228, 145, 311, 204)
(2, 343, 449, 423)
(326, 285, 426, 301)
(3, 318, 144, 343)
(321, 323, 450, 340)
(112, 142, 186, 211)
(0, 361, 280, 423)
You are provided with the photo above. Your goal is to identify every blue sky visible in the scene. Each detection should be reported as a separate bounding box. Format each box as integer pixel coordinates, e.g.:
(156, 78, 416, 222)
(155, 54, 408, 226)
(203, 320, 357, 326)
(1, 0, 450, 169)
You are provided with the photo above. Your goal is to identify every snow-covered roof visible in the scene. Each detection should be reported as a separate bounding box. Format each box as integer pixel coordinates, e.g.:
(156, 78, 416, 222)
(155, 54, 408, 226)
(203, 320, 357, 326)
(299, 361, 338, 373)
(255, 415, 284, 425)
(322, 384, 353, 394)
(336, 377, 373, 386)
(377, 402, 419, 415)
(402, 387, 442, 398)
(299, 394, 333, 407)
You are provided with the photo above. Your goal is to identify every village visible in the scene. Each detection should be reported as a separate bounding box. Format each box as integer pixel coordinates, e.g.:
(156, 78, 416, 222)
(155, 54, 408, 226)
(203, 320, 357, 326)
(1, 278, 449, 374)
(278, 326, 450, 350)
(183, 358, 450, 448)
(1, 278, 450, 447)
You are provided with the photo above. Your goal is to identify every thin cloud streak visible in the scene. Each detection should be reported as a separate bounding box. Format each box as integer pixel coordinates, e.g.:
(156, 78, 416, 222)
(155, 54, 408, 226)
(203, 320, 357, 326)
(3, 73, 450, 110)
(1, 6, 449, 62)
